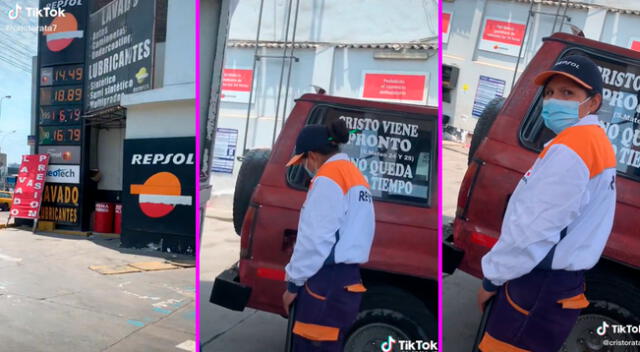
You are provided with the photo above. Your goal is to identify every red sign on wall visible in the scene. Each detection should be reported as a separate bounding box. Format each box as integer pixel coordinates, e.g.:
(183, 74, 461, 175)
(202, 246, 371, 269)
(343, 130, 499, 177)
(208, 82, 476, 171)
(442, 12, 452, 43)
(631, 40, 640, 52)
(10, 154, 50, 220)
(221, 68, 253, 102)
(362, 73, 426, 103)
(478, 18, 526, 57)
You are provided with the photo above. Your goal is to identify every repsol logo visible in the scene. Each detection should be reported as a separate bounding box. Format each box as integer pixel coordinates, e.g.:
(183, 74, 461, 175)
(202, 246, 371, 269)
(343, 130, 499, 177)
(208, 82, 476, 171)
(131, 153, 194, 165)
(556, 60, 579, 69)
(47, 168, 75, 178)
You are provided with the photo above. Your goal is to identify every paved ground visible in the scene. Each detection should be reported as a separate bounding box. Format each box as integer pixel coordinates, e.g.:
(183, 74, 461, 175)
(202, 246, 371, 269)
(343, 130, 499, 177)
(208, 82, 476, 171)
(199, 202, 287, 352)
(0, 222, 195, 351)
(442, 140, 484, 352)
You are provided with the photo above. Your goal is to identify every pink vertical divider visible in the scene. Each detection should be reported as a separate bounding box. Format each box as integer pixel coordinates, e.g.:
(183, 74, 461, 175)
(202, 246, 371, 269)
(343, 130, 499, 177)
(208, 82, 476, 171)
(195, 0, 201, 350)
(437, 0, 444, 350)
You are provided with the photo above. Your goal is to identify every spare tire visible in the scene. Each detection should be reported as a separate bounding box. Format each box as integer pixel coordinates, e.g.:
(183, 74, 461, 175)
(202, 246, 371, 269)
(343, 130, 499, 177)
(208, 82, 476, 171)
(468, 97, 505, 164)
(232, 148, 271, 235)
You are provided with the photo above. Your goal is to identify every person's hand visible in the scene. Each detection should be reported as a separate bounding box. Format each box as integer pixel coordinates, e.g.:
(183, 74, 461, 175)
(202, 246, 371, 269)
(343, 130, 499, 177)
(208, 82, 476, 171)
(283, 290, 298, 316)
(477, 286, 496, 312)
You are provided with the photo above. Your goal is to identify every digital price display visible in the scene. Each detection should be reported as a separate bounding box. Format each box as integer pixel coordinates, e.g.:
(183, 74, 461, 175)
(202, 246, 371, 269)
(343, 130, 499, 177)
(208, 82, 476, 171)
(39, 126, 82, 145)
(39, 105, 82, 125)
(40, 64, 84, 86)
(40, 86, 83, 106)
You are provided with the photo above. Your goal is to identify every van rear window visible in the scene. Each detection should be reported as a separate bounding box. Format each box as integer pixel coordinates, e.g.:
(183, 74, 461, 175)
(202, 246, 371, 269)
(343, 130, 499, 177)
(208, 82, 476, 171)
(287, 105, 435, 207)
(520, 48, 640, 182)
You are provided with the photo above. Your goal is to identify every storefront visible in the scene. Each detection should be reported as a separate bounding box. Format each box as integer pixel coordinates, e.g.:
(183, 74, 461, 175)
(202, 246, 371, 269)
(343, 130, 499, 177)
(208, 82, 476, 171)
(33, 0, 194, 253)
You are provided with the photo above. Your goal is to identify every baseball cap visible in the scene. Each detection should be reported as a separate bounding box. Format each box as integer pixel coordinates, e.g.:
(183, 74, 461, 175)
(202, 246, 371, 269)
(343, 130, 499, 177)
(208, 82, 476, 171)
(285, 125, 331, 167)
(533, 55, 603, 96)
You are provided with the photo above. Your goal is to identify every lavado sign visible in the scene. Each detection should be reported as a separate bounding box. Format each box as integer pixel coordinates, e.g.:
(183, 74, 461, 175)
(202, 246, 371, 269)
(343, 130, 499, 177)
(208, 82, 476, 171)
(10, 154, 50, 220)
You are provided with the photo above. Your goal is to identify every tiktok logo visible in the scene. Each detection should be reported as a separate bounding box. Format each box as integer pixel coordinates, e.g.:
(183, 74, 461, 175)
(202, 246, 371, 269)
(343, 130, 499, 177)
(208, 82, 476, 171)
(597, 321, 610, 336)
(8, 4, 22, 20)
(381, 336, 397, 352)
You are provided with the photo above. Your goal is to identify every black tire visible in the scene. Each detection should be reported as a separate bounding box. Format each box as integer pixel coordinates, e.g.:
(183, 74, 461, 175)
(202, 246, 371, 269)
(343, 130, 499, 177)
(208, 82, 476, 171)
(344, 285, 437, 352)
(232, 148, 271, 235)
(561, 271, 640, 351)
(1, 203, 8, 211)
(468, 97, 505, 164)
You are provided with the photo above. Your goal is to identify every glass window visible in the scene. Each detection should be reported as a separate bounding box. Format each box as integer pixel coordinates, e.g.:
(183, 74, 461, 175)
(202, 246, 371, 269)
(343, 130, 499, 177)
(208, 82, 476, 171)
(519, 48, 640, 182)
(287, 104, 435, 207)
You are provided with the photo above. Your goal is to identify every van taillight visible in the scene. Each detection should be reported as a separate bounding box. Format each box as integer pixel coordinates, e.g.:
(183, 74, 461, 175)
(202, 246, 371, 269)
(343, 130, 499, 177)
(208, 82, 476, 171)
(470, 232, 498, 248)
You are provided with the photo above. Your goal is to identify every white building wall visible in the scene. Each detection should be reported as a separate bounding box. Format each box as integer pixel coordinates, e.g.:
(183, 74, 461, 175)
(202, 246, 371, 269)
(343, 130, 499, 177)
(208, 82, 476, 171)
(214, 0, 438, 192)
(444, 0, 640, 136)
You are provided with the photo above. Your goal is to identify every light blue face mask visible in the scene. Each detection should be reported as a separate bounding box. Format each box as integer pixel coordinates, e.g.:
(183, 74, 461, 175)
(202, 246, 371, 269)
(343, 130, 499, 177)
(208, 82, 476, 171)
(541, 97, 590, 134)
(303, 158, 316, 178)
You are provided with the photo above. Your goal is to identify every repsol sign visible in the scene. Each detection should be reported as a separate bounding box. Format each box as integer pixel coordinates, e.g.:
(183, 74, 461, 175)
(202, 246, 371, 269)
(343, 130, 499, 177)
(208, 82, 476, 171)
(43, 184, 79, 206)
(130, 153, 194, 165)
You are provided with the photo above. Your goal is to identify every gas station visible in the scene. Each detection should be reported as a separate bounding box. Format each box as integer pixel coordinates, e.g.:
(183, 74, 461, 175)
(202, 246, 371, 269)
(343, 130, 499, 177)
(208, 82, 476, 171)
(29, 0, 195, 254)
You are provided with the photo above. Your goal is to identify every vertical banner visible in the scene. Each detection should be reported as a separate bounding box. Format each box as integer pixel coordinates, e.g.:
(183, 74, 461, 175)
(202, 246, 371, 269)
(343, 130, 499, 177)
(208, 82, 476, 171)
(472, 75, 506, 118)
(10, 154, 50, 219)
(442, 12, 452, 44)
(478, 17, 526, 57)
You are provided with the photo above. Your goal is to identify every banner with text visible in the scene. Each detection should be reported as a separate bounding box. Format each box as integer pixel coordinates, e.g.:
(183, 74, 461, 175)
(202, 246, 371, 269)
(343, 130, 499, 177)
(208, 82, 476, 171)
(10, 154, 50, 220)
(85, 0, 155, 111)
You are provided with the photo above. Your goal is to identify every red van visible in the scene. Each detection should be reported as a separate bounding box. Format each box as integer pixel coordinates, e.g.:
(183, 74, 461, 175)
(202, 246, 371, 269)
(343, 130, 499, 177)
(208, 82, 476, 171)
(211, 93, 438, 349)
(445, 32, 640, 350)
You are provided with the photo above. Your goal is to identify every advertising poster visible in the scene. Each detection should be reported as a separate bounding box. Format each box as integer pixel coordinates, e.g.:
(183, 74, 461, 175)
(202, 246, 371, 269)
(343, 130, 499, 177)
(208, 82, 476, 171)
(10, 154, 50, 220)
(629, 38, 640, 52)
(442, 12, 452, 44)
(361, 71, 428, 105)
(472, 75, 506, 118)
(85, 0, 156, 111)
(40, 184, 80, 226)
(478, 17, 526, 57)
(212, 128, 238, 174)
(221, 68, 253, 103)
(122, 137, 195, 239)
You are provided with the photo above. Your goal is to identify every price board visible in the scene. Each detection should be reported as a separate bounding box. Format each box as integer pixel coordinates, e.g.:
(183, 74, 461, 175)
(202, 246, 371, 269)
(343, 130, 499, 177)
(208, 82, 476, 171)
(38, 126, 82, 145)
(40, 64, 84, 86)
(39, 105, 82, 126)
(40, 86, 84, 106)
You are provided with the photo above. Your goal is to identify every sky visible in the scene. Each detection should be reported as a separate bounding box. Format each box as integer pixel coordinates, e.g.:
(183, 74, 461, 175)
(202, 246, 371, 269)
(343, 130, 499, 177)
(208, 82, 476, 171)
(0, 0, 38, 166)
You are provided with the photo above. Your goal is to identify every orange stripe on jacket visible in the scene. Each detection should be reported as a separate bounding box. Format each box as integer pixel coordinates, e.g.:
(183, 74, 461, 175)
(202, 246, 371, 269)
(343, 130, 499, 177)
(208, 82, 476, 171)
(539, 125, 616, 178)
(313, 159, 369, 194)
(479, 332, 531, 352)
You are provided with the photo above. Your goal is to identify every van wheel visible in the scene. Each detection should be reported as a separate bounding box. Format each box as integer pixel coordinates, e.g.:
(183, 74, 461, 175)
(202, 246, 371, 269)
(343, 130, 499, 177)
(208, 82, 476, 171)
(468, 97, 505, 164)
(344, 286, 436, 352)
(561, 272, 640, 352)
(232, 148, 271, 235)
(1, 203, 8, 211)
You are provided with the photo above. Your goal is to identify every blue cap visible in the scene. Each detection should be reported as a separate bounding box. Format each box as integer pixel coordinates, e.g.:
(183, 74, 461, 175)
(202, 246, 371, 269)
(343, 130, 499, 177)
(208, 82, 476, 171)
(285, 125, 331, 167)
(533, 55, 603, 96)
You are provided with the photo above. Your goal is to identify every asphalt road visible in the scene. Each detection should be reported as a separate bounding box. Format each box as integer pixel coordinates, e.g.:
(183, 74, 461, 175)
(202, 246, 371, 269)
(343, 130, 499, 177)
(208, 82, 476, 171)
(0, 224, 195, 351)
(199, 211, 287, 352)
(442, 141, 484, 352)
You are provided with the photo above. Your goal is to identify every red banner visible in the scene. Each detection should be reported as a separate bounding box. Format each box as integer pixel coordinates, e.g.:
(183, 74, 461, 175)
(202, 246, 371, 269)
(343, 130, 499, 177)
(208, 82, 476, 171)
(482, 19, 525, 46)
(362, 73, 426, 102)
(10, 154, 50, 220)
(443, 13, 451, 35)
(632, 40, 640, 52)
(221, 69, 253, 92)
